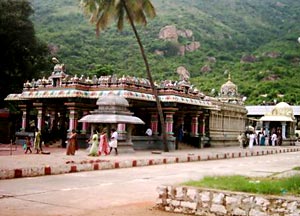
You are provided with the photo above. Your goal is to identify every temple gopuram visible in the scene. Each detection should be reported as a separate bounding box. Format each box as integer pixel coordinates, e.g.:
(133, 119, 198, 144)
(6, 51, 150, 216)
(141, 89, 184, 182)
(4, 62, 247, 150)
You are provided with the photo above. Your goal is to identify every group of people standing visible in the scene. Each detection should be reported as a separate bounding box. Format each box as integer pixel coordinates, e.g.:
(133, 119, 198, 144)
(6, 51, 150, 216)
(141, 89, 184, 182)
(88, 128, 118, 156)
(238, 127, 283, 150)
(65, 128, 118, 156)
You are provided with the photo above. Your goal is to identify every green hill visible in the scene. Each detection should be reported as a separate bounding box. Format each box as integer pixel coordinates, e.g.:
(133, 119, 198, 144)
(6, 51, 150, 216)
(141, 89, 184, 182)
(30, 0, 300, 105)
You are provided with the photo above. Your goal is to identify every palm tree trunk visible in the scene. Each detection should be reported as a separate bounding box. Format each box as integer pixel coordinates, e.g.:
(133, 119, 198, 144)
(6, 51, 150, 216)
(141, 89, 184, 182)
(122, 0, 169, 152)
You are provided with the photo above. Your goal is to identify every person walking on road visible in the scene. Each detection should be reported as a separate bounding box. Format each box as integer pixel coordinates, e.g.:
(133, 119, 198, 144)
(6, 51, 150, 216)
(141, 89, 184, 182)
(249, 131, 255, 151)
(88, 130, 99, 156)
(237, 132, 246, 148)
(34, 128, 42, 154)
(98, 129, 109, 156)
(271, 132, 277, 146)
(24, 136, 32, 154)
(109, 128, 118, 155)
(66, 129, 77, 155)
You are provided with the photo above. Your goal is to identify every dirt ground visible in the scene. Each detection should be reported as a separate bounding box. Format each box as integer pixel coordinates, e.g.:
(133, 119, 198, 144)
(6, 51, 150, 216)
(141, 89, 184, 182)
(82, 202, 180, 216)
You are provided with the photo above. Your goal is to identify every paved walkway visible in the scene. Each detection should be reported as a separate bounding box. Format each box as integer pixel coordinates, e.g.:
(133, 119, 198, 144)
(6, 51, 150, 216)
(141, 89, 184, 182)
(1, 143, 300, 179)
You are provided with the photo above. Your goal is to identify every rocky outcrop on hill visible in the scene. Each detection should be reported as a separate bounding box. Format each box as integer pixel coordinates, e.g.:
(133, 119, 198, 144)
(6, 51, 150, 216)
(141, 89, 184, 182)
(264, 52, 280, 58)
(158, 25, 178, 42)
(200, 65, 212, 73)
(207, 57, 217, 63)
(185, 42, 200, 52)
(240, 55, 257, 63)
(263, 74, 280, 81)
(177, 29, 193, 38)
(158, 25, 200, 56)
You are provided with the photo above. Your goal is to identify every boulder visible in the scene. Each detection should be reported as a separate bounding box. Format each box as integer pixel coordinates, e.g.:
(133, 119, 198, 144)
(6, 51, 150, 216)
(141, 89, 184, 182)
(159, 25, 178, 42)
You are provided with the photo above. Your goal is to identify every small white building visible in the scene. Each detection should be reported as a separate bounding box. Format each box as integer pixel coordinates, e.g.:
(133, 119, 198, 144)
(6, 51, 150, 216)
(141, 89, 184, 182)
(246, 102, 299, 145)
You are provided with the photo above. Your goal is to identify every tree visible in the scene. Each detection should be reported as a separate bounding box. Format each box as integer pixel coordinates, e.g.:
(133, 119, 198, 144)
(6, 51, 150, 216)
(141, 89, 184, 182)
(0, 0, 50, 108)
(80, 0, 169, 151)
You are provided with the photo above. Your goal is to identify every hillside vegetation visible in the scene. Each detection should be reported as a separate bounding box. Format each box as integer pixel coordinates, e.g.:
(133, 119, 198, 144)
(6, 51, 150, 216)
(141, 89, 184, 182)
(30, 0, 300, 105)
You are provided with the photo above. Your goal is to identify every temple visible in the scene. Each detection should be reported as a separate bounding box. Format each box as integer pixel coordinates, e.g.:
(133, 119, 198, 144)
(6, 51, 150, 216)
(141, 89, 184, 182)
(4, 62, 247, 150)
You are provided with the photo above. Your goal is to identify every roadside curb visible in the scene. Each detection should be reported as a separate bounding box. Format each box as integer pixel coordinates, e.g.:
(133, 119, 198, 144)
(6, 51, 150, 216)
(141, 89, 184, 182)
(1, 147, 299, 180)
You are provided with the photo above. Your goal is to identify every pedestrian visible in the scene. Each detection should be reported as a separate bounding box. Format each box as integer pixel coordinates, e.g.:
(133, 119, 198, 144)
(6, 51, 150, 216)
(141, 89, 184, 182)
(259, 128, 266, 146)
(98, 129, 109, 156)
(66, 129, 77, 155)
(177, 125, 184, 143)
(145, 127, 152, 136)
(248, 131, 255, 151)
(24, 136, 32, 154)
(34, 128, 42, 154)
(237, 132, 245, 148)
(109, 128, 118, 155)
(88, 130, 99, 156)
(271, 132, 277, 146)
(145, 127, 153, 145)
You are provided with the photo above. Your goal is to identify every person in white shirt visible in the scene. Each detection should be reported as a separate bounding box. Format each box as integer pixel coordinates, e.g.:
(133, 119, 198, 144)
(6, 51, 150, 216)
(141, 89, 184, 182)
(145, 128, 152, 136)
(271, 132, 277, 146)
(145, 127, 153, 145)
(109, 128, 118, 155)
(249, 132, 255, 151)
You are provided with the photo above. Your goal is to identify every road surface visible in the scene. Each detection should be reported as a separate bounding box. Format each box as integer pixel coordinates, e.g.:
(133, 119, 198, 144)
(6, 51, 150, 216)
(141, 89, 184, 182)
(0, 152, 299, 216)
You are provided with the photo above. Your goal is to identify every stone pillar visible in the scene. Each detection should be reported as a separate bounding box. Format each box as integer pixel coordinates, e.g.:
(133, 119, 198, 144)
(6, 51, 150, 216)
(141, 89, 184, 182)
(68, 109, 78, 131)
(191, 114, 199, 137)
(197, 112, 204, 136)
(81, 111, 89, 134)
(37, 109, 43, 131)
(21, 111, 27, 131)
(19, 105, 27, 131)
(204, 113, 210, 135)
(165, 112, 174, 135)
(264, 122, 270, 136)
(202, 115, 206, 135)
(126, 124, 133, 144)
(281, 122, 286, 139)
(33, 103, 44, 131)
(64, 103, 78, 132)
(264, 121, 270, 145)
(117, 123, 134, 153)
(150, 113, 159, 135)
(117, 123, 127, 140)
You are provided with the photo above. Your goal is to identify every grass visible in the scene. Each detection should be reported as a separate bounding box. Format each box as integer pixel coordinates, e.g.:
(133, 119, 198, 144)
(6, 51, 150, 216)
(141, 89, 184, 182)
(184, 175, 300, 196)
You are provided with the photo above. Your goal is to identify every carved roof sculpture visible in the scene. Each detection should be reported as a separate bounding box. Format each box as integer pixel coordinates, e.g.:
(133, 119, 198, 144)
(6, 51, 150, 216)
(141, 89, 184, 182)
(49, 57, 67, 80)
(220, 73, 237, 98)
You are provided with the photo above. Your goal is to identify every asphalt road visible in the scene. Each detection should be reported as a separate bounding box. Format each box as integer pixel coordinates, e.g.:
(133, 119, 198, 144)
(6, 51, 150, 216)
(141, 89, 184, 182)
(0, 152, 299, 216)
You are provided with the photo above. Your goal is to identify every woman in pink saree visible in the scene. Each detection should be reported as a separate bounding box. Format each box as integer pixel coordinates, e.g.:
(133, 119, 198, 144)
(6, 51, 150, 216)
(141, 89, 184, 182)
(98, 129, 109, 156)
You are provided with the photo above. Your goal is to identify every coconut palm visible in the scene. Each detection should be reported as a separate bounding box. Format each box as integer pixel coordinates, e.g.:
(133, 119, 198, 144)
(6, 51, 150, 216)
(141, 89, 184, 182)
(80, 0, 169, 151)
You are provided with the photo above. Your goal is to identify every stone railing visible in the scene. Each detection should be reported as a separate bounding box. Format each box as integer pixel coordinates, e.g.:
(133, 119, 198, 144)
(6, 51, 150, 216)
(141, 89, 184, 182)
(156, 186, 300, 215)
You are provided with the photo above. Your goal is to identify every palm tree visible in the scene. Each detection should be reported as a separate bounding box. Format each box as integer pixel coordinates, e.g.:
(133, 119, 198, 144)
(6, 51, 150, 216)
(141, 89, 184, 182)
(80, 0, 169, 152)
